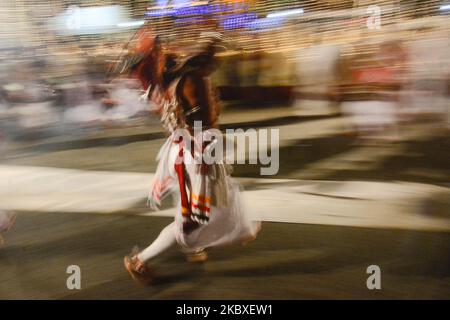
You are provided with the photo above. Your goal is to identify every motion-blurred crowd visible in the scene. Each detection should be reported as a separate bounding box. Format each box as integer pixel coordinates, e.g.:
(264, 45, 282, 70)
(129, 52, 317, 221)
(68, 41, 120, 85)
(0, 2, 448, 143)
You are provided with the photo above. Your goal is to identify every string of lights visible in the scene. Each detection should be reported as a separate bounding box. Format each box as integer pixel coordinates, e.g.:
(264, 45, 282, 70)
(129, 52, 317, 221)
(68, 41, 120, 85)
(0, 1, 448, 76)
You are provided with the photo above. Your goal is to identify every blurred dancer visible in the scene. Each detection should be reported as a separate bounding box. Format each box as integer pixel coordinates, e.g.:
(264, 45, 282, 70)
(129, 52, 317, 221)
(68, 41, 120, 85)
(401, 27, 450, 128)
(340, 39, 404, 141)
(117, 29, 260, 285)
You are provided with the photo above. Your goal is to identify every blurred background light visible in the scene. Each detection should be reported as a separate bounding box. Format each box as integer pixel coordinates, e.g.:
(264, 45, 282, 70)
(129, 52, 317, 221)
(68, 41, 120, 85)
(117, 20, 146, 29)
(266, 8, 304, 18)
(52, 5, 129, 35)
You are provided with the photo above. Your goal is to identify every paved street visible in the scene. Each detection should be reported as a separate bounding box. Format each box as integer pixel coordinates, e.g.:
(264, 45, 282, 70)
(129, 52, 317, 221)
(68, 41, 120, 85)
(1, 212, 449, 299)
(0, 105, 449, 299)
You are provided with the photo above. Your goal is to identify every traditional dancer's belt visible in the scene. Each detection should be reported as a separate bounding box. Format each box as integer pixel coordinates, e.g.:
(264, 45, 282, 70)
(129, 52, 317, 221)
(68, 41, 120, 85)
(174, 135, 212, 234)
(174, 142, 197, 234)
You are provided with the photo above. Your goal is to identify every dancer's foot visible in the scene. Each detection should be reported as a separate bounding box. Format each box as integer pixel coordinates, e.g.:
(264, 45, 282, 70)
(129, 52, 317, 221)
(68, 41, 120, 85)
(185, 250, 208, 263)
(124, 254, 153, 286)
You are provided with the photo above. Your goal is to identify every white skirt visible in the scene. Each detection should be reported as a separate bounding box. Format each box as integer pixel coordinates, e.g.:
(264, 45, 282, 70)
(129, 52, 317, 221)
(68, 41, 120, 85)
(173, 178, 260, 251)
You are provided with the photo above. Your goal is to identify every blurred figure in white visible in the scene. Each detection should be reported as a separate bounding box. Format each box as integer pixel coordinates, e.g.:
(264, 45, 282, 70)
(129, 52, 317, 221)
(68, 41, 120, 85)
(103, 78, 150, 122)
(62, 79, 104, 125)
(1, 62, 60, 137)
(401, 24, 450, 129)
(294, 34, 342, 115)
(340, 38, 405, 141)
